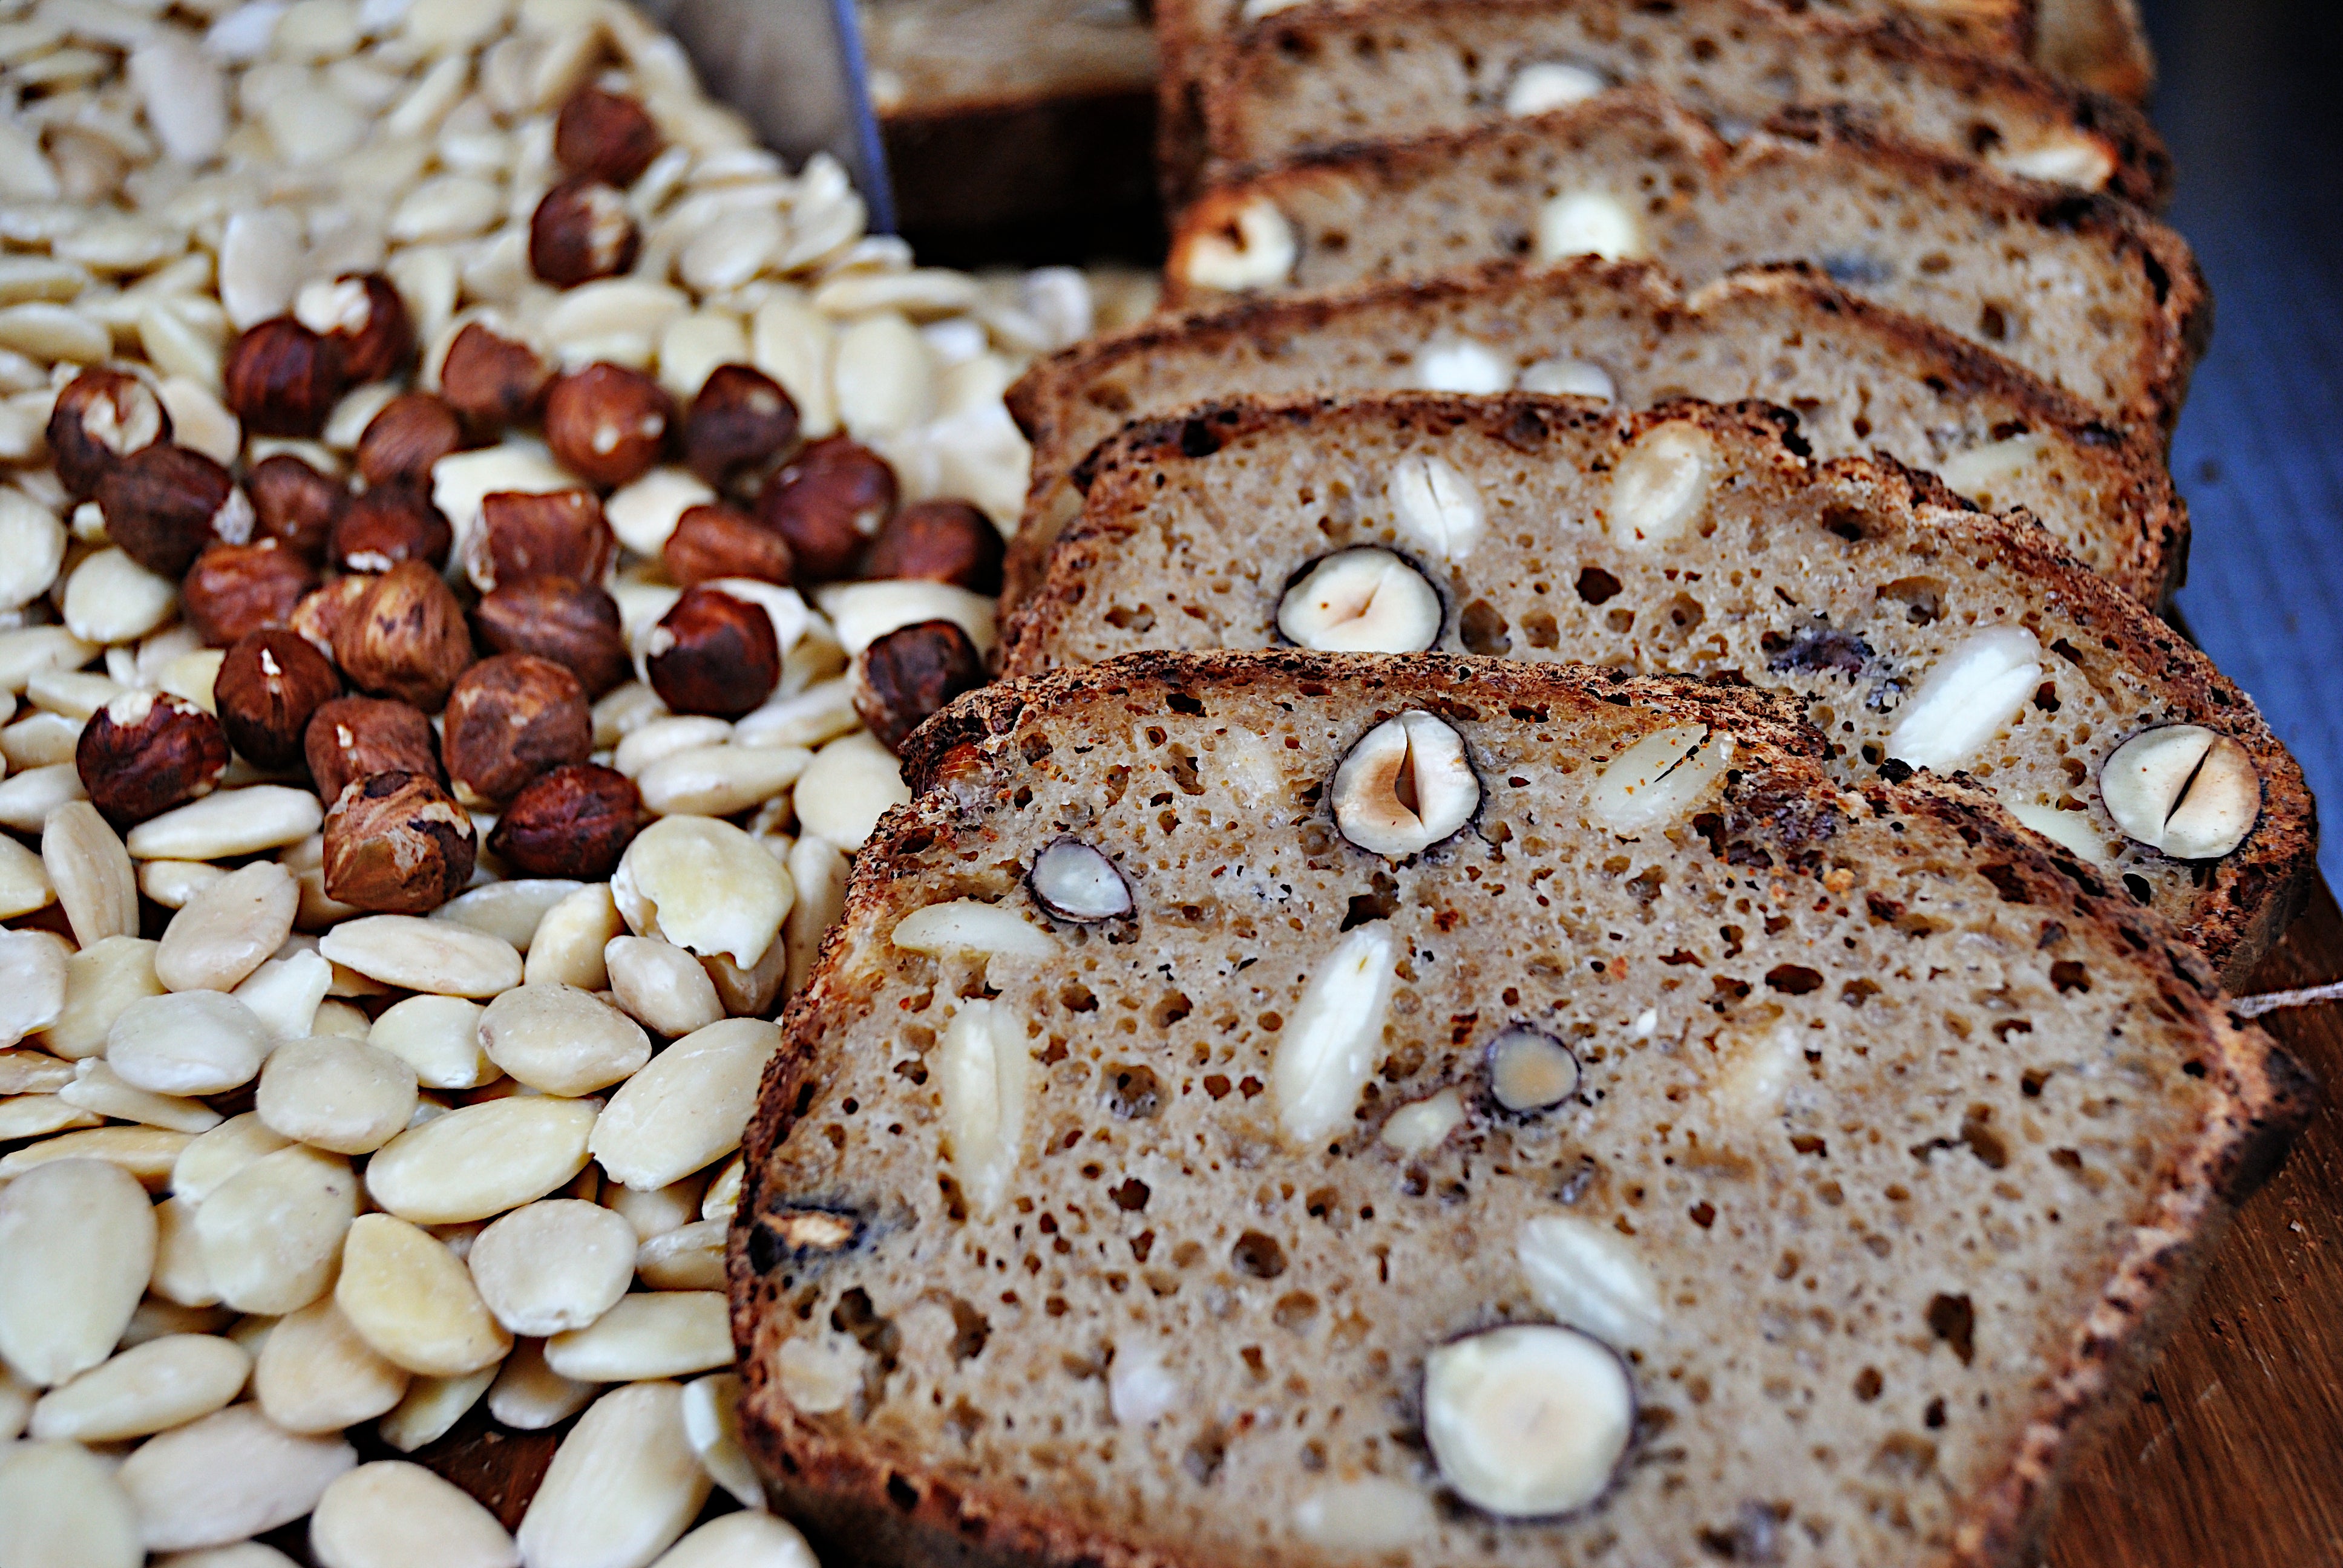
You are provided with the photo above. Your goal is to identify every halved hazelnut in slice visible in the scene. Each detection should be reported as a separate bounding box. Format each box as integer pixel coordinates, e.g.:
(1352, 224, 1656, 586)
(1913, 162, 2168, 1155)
(1423, 1323, 1634, 1518)
(1487, 1025, 1580, 1114)
(1276, 548, 1442, 653)
(2099, 725, 2259, 860)
(1029, 837, 1132, 923)
(1331, 711, 1480, 858)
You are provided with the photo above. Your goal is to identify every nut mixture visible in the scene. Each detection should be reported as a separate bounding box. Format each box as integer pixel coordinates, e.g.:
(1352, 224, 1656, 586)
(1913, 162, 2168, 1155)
(0, 0, 1157, 1558)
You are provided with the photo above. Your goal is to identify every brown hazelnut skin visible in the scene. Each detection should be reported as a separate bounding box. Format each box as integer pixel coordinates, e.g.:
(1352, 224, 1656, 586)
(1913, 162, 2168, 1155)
(356, 393, 464, 489)
(471, 490, 615, 594)
(437, 321, 552, 433)
(305, 694, 442, 804)
(223, 316, 347, 438)
(180, 539, 320, 647)
(332, 560, 475, 712)
(75, 690, 231, 826)
(290, 574, 375, 662)
(96, 443, 255, 579)
(862, 498, 1004, 594)
(663, 503, 792, 587)
(554, 85, 664, 186)
(543, 364, 673, 487)
(645, 584, 780, 719)
(854, 619, 988, 752)
(244, 453, 344, 561)
(529, 178, 640, 289)
(323, 770, 476, 915)
(214, 629, 342, 773)
(755, 436, 897, 581)
(46, 368, 171, 499)
(331, 484, 454, 573)
(489, 762, 641, 878)
(439, 652, 592, 807)
(470, 576, 632, 697)
(316, 274, 415, 384)
(684, 364, 798, 486)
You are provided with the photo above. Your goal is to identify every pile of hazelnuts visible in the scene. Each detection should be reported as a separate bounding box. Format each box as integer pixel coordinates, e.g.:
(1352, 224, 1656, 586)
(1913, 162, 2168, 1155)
(51, 82, 1007, 917)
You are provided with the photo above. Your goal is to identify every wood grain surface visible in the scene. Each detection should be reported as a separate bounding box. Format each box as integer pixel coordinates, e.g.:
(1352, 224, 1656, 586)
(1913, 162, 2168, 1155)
(413, 886, 2343, 1564)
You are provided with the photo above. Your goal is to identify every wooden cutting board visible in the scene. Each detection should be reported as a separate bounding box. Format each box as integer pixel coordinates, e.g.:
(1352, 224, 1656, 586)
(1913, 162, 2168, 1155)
(401, 884, 2343, 1563)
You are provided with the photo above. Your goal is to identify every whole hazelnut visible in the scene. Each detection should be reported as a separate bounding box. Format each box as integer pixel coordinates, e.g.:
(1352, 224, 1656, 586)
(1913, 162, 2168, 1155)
(215, 628, 342, 773)
(684, 364, 799, 486)
(471, 489, 615, 593)
(357, 393, 464, 489)
(76, 690, 231, 826)
(244, 452, 344, 560)
(756, 436, 897, 581)
(440, 652, 592, 807)
(290, 573, 376, 661)
(529, 178, 640, 289)
(305, 694, 442, 803)
(554, 85, 664, 186)
(646, 584, 780, 718)
(333, 559, 474, 712)
(46, 368, 171, 499)
(223, 316, 347, 437)
(862, 498, 1005, 594)
(490, 762, 641, 878)
(437, 320, 552, 433)
(323, 770, 476, 914)
(663, 503, 793, 587)
(471, 576, 632, 697)
(543, 364, 673, 487)
(96, 442, 256, 578)
(332, 484, 454, 573)
(181, 539, 320, 647)
(854, 619, 988, 751)
(293, 273, 414, 385)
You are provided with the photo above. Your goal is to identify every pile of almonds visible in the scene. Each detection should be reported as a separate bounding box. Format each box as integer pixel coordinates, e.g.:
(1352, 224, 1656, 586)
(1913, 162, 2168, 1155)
(0, 0, 1157, 1560)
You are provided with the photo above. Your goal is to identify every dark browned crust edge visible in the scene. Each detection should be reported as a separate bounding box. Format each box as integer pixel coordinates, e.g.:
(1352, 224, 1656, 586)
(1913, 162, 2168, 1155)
(999, 393, 2311, 980)
(1161, 94, 2210, 439)
(1001, 254, 2187, 607)
(1193, 0, 2168, 206)
(729, 650, 2315, 1568)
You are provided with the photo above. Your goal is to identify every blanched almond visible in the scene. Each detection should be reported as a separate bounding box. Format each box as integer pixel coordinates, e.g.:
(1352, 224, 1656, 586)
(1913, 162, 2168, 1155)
(336, 1214, 512, 1377)
(0, 1157, 157, 1386)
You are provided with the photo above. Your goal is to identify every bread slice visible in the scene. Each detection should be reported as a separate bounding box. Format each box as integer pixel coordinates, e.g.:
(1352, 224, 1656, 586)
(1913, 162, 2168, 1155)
(1152, 0, 2043, 206)
(1188, 0, 2167, 206)
(730, 648, 2312, 1568)
(1001, 396, 2312, 980)
(2035, 0, 2153, 101)
(1004, 258, 2187, 607)
(1162, 94, 2208, 434)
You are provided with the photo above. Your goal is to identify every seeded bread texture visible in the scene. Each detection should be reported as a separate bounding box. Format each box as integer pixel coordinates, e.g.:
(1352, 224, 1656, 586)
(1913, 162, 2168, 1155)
(730, 650, 2312, 1568)
(1001, 396, 2312, 981)
(1153, 0, 2040, 203)
(1189, 0, 2164, 205)
(1004, 258, 2185, 607)
(1164, 96, 2207, 434)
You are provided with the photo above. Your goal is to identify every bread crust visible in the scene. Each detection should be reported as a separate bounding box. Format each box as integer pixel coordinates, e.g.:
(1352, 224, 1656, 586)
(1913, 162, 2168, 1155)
(731, 650, 2315, 1568)
(1191, 0, 2168, 206)
(1161, 96, 2210, 437)
(1003, 255, 2188, 607)
(1001, 394, 2310, 982)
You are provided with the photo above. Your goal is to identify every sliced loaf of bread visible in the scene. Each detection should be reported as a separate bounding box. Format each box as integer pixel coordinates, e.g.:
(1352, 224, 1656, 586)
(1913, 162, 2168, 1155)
(1188, 0, 2166, 204)
(1001, 396, 2313, 980)
(1164, 94, 2207, 433)
(730, 650, 2312, 1568)
(1005, 258, 2186, 606)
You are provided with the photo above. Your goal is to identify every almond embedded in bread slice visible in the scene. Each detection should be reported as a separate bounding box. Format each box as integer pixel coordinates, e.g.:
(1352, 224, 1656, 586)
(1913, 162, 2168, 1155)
(1191, 0, 2164, 203)
(1163, 93, 2206, 434)
(1002, 395, 2312, 980)
(730, 650, 2312, 1568)
(1004, 258, 2186, 606)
